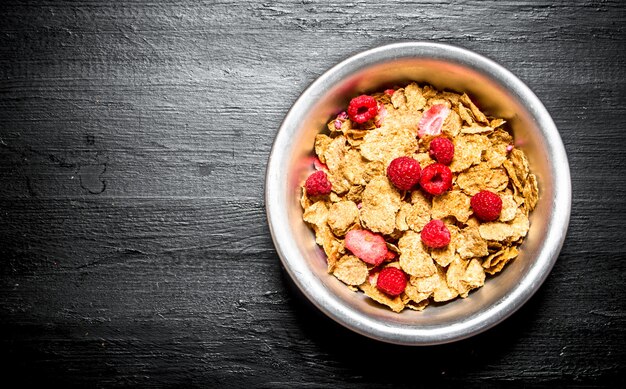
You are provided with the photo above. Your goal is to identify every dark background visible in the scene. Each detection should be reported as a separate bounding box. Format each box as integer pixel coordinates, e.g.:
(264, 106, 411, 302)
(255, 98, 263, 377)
(1, 0, 625, 387)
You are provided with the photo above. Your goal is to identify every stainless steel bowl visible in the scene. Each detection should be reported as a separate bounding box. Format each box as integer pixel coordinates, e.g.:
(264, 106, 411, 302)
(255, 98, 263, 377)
(265, 42, 571, 345)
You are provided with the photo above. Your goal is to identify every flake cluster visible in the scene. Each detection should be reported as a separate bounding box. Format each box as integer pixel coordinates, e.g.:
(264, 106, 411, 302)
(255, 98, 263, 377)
(301, 82, 539, 313)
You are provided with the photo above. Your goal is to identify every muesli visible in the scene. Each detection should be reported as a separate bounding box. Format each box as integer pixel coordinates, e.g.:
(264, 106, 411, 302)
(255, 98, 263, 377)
(301, 83, 538, 312)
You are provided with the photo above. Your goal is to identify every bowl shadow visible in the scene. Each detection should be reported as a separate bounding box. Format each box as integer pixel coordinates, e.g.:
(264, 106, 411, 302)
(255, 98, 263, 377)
(281, 268, 546, 382)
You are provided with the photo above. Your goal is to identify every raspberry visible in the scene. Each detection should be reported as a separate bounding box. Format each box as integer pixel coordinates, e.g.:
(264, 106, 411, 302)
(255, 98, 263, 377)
(419, 163, 452, 195)
(304, 170, 332, 196)
(429, 137, 455, 165)
(384, 88, 395, 96)
(418, 104, 451, 138)
(376, 267, 407, 296)
(471, 190, 503, 221)
(421, 219, 451, 248)
(387, 157, 422, 191)
(347, 95, 378, 124)
(345, 229, 388, 266)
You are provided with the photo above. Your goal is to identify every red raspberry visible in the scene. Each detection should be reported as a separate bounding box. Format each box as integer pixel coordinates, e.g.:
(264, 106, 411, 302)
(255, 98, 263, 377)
(471, 190, 502, 221)
(345, 230, 388, 266)
(429, 137, 455, 165)
(419, 163, 452, 195)
(421, 219, 451, 248)
(304, 170, 332, 196)
(384, 88, 395, 96)
(387, 157, 422, 191)
(376, 267, 408, 296)
(347, 95, 379, 124)
(418, 104, 451, 138)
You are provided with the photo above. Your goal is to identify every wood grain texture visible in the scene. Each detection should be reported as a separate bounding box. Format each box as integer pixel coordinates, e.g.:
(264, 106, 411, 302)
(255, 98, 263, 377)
(0, 0, 625, 386)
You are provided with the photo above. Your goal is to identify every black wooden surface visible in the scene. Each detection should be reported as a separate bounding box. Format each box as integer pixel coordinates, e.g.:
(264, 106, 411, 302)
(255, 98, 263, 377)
(0, 0, 625, 387)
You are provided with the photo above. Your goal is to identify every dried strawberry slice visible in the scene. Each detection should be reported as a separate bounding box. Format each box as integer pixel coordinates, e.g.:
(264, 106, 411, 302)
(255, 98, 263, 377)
(418, 104, 450, 138)
(313, 157, 327, 171)
(384, 250, 397, 262)
(344, 229, 388, 266)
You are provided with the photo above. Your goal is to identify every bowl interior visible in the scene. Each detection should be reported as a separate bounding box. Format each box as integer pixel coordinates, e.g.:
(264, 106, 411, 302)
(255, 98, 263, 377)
(267, 44, 569, 344)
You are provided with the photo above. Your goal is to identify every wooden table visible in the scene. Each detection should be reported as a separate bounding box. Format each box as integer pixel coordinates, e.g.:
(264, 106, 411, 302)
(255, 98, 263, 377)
(1, 1, 624, 386)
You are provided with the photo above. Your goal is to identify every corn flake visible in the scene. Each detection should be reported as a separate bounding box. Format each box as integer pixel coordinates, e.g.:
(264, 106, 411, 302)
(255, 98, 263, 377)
(315, 225, 344, 272)
(314, 134, 332, 164)
(404, 82, 427, 111)
(433, 265, 459, 302)
(342, 148, 384, 187)
(360, 126, 418, 166)
(456, 164, 509, 196)
(328, 201, 359, 236)
(460, 93, 489, 124)
(478, 210, 529, 242)
(457, 226, 489, 259)
(449, 134, 489, 173)
(490, 118, 506, 128)
(403, 283, 430, 304)
(410, 271, 440, 295)
(333, 255, 369, 285)
(360, 176, 402, 235)
(461, 125, 494, 134)
(499, 190, 518, 222)
(395, 197, 431, 233)
(442, 109, 463, 137)
(484, 129, 512, 168)
(503, 148, 529, 193)
(523, 173, 539, 211)
(398, 231, 437, 277)
(323, 135, 346, 171)
(406, 299, 430, 311)
(302, 201, 328, 228)
(359, 281, 405, 313)
(414, 152, 436, 168)
(391, 88, 408, 109)
(458, 103, 475, 125)
(431, 190, 472, 223)
(446, 256, 485, 298)
(484, 246, 519, 275)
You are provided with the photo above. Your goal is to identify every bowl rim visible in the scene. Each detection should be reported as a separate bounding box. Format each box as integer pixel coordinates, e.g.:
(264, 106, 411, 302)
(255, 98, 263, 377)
(265, 41, 571, 345)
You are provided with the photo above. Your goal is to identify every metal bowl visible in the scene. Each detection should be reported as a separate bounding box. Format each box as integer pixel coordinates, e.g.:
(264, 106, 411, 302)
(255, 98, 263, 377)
(265, 42, 571, 345)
